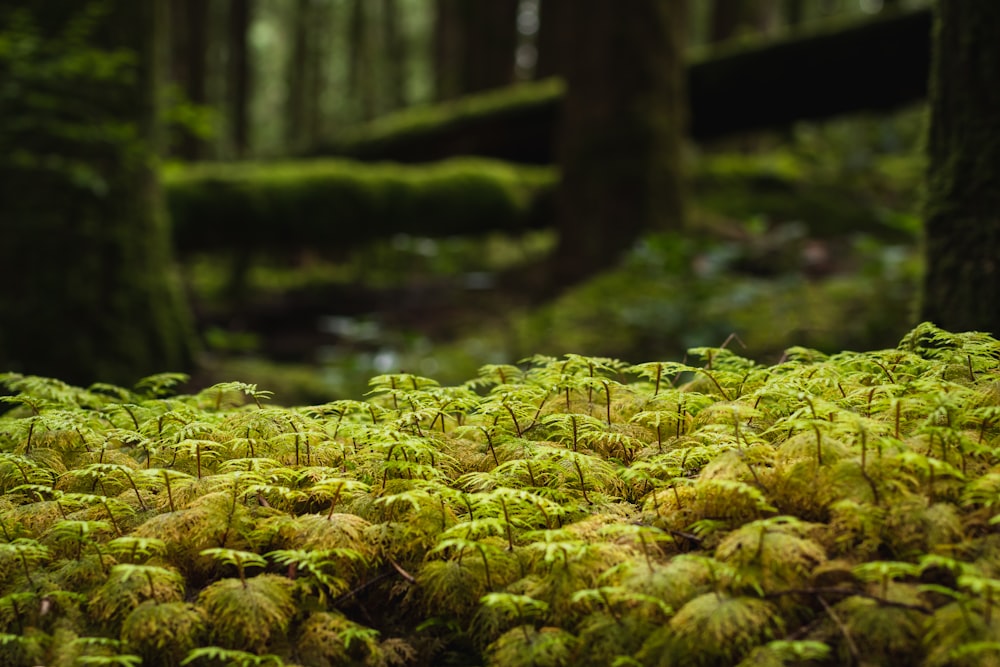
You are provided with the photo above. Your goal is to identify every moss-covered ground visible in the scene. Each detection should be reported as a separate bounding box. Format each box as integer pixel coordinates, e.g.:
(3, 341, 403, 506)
(2, 323, 999, 666)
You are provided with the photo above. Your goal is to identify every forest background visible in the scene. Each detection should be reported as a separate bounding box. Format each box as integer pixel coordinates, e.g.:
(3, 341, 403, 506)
(0, 0, 995, 402)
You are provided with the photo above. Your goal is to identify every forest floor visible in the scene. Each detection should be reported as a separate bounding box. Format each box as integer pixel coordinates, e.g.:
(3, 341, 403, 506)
(185, 112, 925, 403)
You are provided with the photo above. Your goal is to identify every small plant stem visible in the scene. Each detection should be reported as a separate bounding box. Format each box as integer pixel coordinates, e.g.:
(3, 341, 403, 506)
(475, 543, 494, 589)
(602, 381, 612, 426)
(653, 363, 662, 397)
(813, 424, 824, 466)
(122, 405, 140, 430)
(871, 359, 896, 384)
(525, 460, 537, 487)
(699, 369, 731, 401)
(639, 533, 654, 572)
(504, 403, 522, 438)
(25, 420, 35, 455)
(92, 543, 109, 575)
(122, 470, 147, 511)
(572, 459, 591, 504)
(100, 498, 122, 536)
(482, 428, 499, 465)
(235, 555, 248, 589)
(162, 471, 175, 513)
(818, 595, 861, 663)
(326, 485, 343, 520)
(17, 551, 36, 588)
(499, 498, 515, 551)
(858, 428, 880, 505)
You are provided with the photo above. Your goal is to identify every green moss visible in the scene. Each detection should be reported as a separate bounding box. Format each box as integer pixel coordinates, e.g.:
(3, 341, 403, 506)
(2, 324, 1000, 665)
(164, 158, 556, 254)
(321, 78, 565, 160)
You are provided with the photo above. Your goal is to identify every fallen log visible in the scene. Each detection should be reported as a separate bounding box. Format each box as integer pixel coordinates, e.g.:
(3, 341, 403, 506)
(312, 9, 931, 164)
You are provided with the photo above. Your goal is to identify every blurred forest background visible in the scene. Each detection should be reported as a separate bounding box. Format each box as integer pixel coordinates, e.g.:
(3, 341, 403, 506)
(1, 0, 949, 401)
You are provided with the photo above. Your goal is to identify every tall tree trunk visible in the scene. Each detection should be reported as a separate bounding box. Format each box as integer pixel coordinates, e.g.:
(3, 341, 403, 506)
(287, 0, 308, 147)
(551, 0, 687, 285)
(434, 0, 518, 100)
(535, 0, 570, 79)
(920, 1, 1000, 336)
(433, 0, 464, 100)
(465, 0, 519, 92)
(382, 0, 408, 111)
(0, 0, 197, 385)
(229, 0, 251, 157)
(170, 0, 210, 159)
(348, 0, 377, 120)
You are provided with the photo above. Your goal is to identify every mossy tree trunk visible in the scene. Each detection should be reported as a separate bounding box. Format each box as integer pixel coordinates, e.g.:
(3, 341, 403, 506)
(550, 0, 686, 284)
(0, 0, 197, 385)
(920, 1, 1000, 336)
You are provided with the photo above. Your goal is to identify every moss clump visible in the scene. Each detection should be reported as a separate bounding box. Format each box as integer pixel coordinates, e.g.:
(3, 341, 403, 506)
(164, 158, 556, 254)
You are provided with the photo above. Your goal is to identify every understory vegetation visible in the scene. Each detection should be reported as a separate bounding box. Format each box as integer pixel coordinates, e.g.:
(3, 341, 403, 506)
(2, 323, 1000, 666)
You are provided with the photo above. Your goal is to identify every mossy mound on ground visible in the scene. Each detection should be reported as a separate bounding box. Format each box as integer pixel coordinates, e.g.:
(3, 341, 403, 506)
(1, 324, 999, 666)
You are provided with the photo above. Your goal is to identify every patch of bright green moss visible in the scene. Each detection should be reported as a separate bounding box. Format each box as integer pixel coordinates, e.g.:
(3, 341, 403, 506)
(164, 158, 557, 253)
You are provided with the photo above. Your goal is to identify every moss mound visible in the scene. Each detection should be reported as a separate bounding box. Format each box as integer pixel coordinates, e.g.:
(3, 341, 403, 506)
(164, 158, 556, 253)
(2, 323, 1000, 665)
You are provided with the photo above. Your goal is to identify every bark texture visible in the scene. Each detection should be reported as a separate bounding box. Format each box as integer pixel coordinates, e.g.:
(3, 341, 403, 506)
(551, 0, 686, 282)
(920, 1, 1000, 335)
(0, 0, 196, 385)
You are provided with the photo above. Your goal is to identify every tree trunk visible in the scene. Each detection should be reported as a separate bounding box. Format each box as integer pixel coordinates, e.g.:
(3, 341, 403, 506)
(433, 0, 464, 100)
(434, 0, 518, 100)
(0, 0, 197, 385)
(465, 0, 519, 93)
(169, 0, 210, 159)
(920, 1, 1000, 336)
(287, 0, 312, 147)
(535, 0, 571, 79)
(551, 0, 687, 284)
(229, 0, 251, 157)
(382, 0, 408, 111)
(348, 0, 377, 121)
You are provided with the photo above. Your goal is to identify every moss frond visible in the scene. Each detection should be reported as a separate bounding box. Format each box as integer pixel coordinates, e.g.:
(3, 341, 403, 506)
(197, 574, 295, 652)
(121, 601, 207, 667)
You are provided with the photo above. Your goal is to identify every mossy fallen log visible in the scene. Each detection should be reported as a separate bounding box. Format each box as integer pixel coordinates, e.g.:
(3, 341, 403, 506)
(164, 158, 556, 253)
(313, 9, 930, 164)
